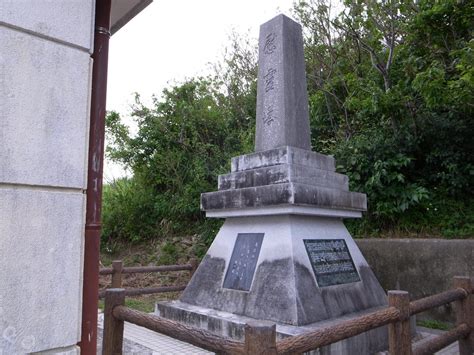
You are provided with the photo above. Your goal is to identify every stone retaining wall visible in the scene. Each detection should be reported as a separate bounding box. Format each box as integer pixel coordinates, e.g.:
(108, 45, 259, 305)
(356, 239, 473, 322)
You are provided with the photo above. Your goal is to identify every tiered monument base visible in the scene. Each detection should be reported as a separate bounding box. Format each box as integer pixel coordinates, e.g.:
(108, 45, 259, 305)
(156, 215, 390, 354)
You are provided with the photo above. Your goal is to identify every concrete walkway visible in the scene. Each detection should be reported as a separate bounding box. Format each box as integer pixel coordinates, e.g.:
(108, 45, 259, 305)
(97, 313, 459, 354)
(97, 312, 212, 354)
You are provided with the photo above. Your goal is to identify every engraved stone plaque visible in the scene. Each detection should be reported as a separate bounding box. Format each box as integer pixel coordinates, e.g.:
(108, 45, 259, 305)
(223, 233, 264, 291)
(304, 239, 360, 287)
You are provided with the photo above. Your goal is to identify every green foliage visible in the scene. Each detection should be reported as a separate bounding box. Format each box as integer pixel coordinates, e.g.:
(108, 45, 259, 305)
(104, 297, 164, 313)
(104, 80, 231, 244)
(157, 242, 178, 265)
(102, 178, 159, 244)
(294, 0, 473, 235)
(103, 36, 257, 245)
(417, 319, 452, 331)
(103, 0, 473, 245)
(125, 298, 155, 313)
(336, 130, 429, 220)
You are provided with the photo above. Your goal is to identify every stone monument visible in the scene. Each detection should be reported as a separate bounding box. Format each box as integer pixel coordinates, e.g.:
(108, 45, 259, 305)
(157, 14, 389, 353)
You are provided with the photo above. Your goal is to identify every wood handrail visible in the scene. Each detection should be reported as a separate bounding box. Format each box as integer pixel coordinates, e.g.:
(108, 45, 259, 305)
(99, 263, 193, 275)
(412, 323, 470, 355)
(410, 288, 468, 315)
(113, 304, 245, 354)
(98, 259, 198, 298)
(276, 306, 400, 354)
(98, 285, 186, 299)
(102, 276, 473, 354)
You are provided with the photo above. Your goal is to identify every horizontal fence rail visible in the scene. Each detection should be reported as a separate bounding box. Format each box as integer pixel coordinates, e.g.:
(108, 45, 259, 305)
(99, 263, 194, 275)
(98, 259, 198, 299)
(113, 304, 245, 354)
(102, 275, 473, 355)
(412, 323, 471, 355)
(276, 306, 400, 354)
(410, 288, 468, 315)
(98, 285, 186, 299)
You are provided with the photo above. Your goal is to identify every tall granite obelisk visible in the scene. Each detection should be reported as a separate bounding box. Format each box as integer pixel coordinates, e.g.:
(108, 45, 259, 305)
(255, 15, 311, 152)
(158, 15, 389, 353)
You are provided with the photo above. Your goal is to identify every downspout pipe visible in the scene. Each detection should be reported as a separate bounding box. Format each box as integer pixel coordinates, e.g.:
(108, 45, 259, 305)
(79, 0, 112, 353)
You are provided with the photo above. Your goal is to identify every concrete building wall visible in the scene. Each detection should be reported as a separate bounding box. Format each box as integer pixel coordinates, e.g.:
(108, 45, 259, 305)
(0, 1, 95, 353)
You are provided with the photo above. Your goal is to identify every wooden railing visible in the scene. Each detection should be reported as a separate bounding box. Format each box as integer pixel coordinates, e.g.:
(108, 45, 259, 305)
(102, 276, 473, 354)
(98, 259, 198, 299)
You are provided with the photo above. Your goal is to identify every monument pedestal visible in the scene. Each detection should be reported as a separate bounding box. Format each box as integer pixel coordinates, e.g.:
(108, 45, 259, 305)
(177, 215, 387, 326)
(157, 214, 390, 354)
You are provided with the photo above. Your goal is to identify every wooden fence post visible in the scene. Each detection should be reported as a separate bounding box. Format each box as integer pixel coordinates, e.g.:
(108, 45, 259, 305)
(111, 260, 123, 288)
(388, 290, 412, 355)
(103, 288, 125, 355)
(244, 321, 277, 355)
(189, 258, 198, 277)
(453, 276, 473, 355)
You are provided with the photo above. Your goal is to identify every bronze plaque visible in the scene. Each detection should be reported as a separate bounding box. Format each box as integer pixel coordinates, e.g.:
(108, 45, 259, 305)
(304, 239, 360, 287)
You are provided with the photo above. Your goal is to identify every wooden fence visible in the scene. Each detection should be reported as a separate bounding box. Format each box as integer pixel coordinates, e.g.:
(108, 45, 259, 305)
(98, 259, 198, 299)
(102, 276, 473, 355)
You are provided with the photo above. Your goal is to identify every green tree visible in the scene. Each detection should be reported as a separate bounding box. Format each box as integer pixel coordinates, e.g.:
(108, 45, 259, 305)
(103, 0, 473, 245)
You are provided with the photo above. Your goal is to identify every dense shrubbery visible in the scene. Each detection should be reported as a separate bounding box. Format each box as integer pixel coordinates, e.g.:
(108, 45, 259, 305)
(103, 0, 473, 248)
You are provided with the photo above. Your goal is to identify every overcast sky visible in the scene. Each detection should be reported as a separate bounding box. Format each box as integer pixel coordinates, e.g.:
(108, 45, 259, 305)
(104, 0, 296, 179)
(107, 0, 296, 112)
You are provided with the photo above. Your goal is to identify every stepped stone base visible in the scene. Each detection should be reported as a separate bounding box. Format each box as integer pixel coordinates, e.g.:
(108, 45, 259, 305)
(219, 163, 349, 191)
(231, 146, 335, 173)
(202, 182, 366, 212)
(156, 301, 390, 354)
(202, 146, 366, 214)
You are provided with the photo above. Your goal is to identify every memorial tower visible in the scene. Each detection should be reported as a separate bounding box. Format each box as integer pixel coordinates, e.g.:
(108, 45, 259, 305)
(158, 15, 389, 353)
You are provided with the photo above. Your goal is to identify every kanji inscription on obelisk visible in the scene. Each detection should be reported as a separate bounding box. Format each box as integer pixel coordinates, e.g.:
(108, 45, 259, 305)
(255, 14, 312, 152)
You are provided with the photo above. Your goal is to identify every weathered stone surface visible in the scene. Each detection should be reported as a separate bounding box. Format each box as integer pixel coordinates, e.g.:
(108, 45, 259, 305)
(0, 0, 95, 51)
(1, 2, 95, 354)
(357, 239, 474, 323)
(231, 146, 335, 173)
(0, 27, 91, 189)
(202, 183, 366, 212)
(180, 256, 384, 325)
(157, 301, 389, 355)
(219, 163, 348, 191)
(206, 205, 362, 219)
(158, 215, 389, 353)
(0, 188, 85, 353)
(255, 15, 311, 151)
(177, 215, 385, 326)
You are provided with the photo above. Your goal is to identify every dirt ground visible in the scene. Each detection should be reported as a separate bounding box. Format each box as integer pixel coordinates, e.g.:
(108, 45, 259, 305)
(99, 238, 199, 312)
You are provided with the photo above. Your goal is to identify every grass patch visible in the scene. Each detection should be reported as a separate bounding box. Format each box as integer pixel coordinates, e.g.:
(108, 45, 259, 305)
(417, 319, 452, 331)
(98, 297, 159, 313)
(125, 298, 155, 313)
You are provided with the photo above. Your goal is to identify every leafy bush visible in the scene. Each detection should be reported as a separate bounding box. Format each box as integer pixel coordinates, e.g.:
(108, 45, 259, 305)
(102, 0, 473, 246)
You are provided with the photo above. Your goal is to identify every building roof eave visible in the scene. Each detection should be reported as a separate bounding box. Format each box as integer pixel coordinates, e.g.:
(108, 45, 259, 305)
(110, 0, 153, 35)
